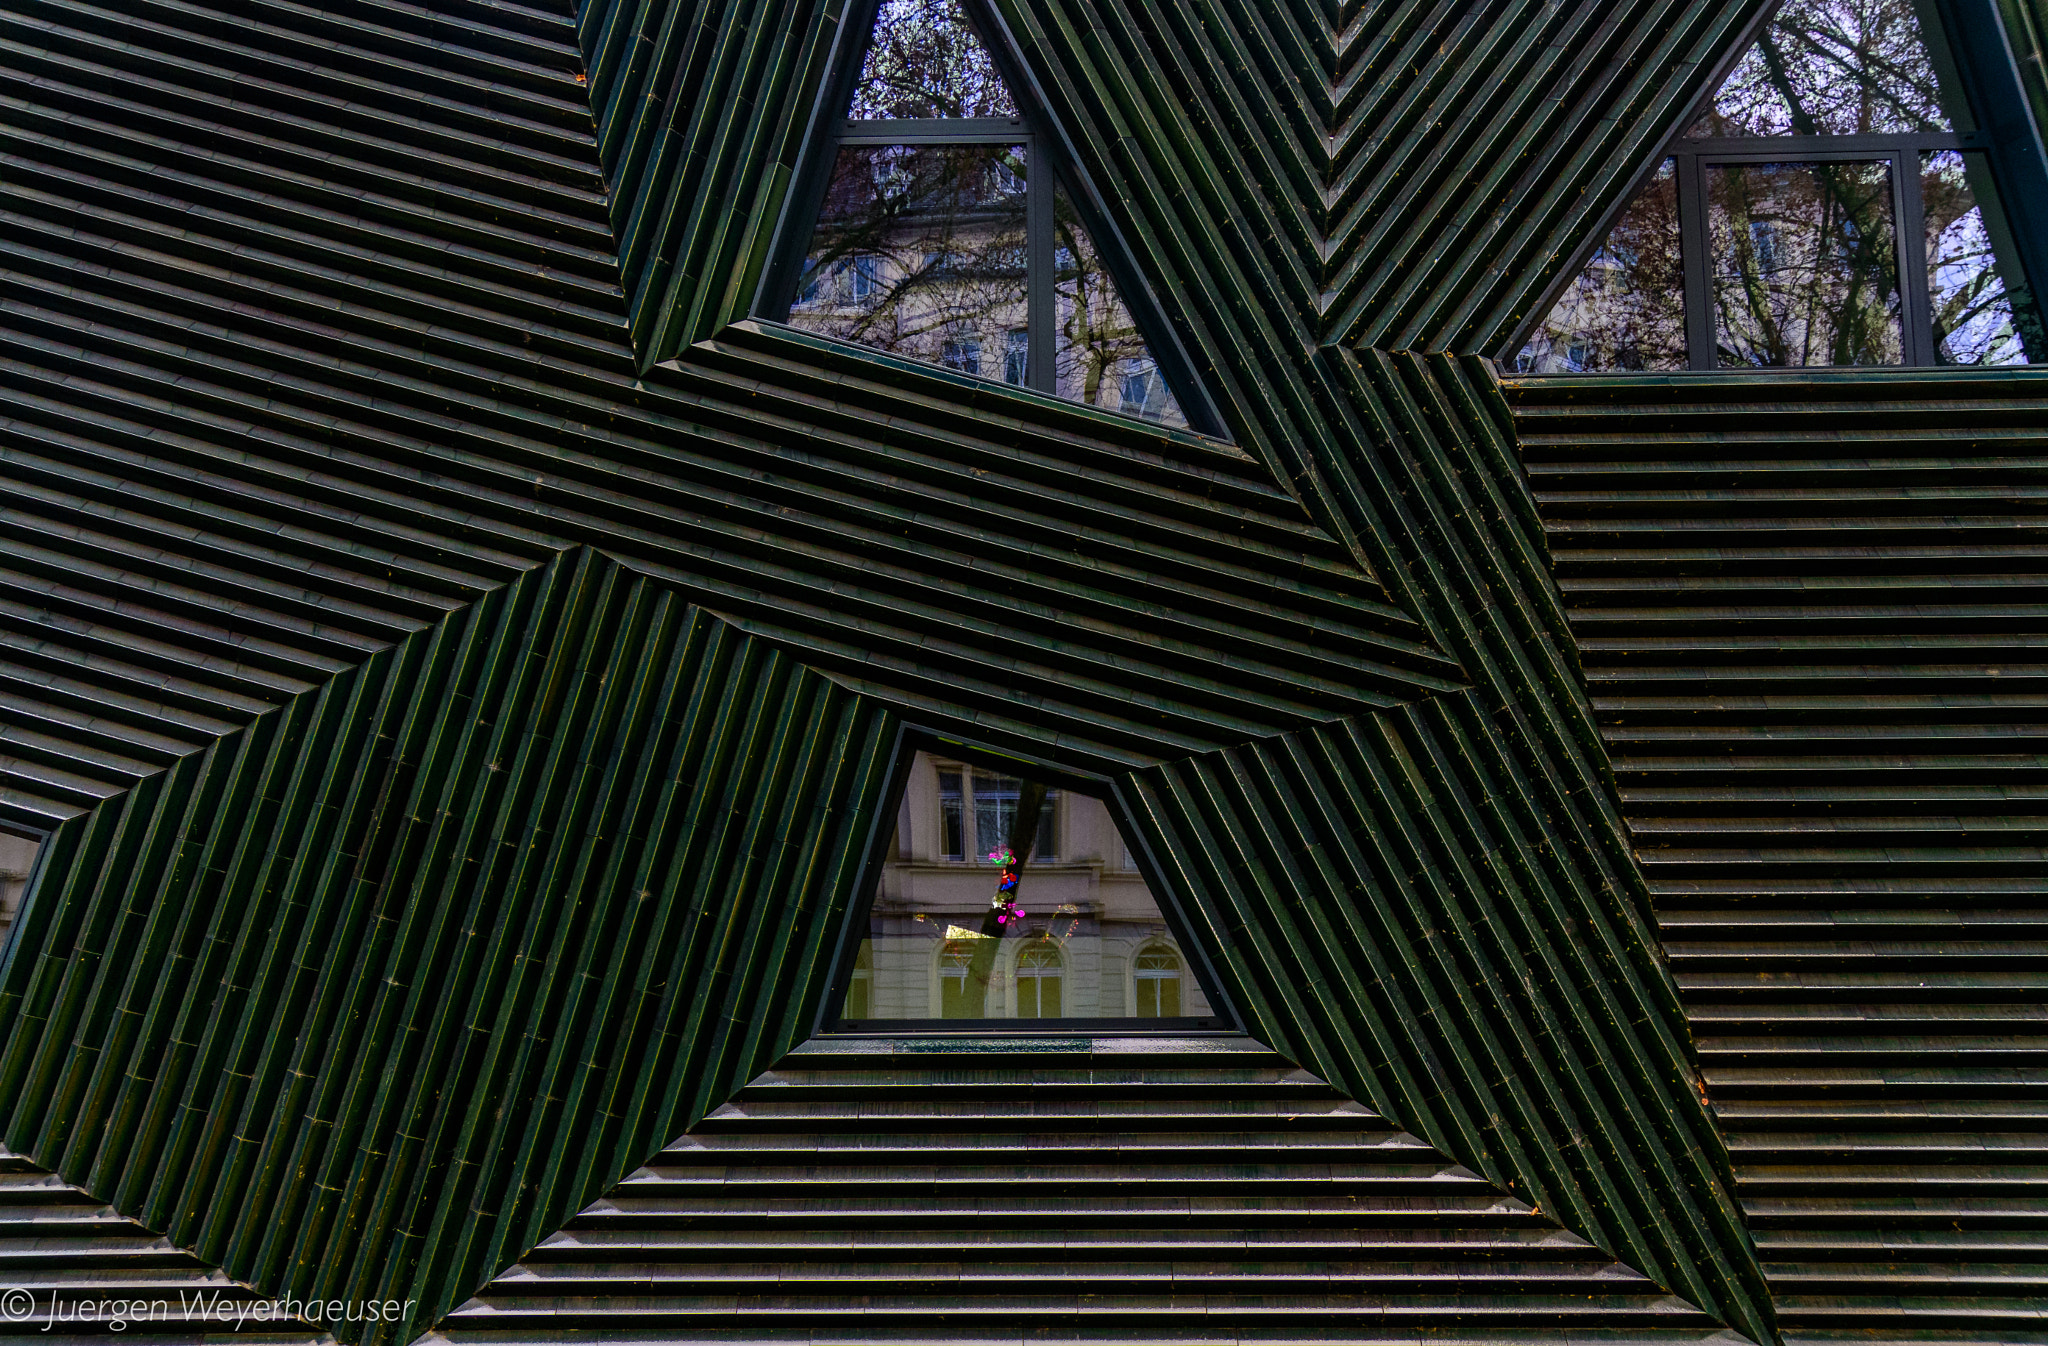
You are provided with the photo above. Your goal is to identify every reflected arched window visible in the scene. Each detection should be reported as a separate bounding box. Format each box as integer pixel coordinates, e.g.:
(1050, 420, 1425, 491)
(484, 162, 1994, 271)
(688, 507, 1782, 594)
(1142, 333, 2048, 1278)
(938, 941, 982, 1018)
(845, 941, 873, 1019)
(1132, 945, 1182, 1018)
(1014, 943, 1062, 1018)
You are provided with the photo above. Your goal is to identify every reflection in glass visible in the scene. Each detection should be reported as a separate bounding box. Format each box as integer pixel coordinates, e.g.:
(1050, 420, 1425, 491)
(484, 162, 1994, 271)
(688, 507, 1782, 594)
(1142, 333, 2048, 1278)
(1015, 945, 1062, 1017)
(1515, 160, 1687, 373)
(0, 830, 36, 950)
(1710, 160, 1903, 366)
(1924, 151, 2038, 364)
(789, 143, 1030, 368)
(849, 0, 1018, 120)
(939, 768, 963, 858)
(973, 771, 1056, 862)
(837, 751, 1219, 1024)
(939, 942, 979, 1017)
(1053, 183, 1187, 427)
(1133, 947, 1181, 1017)
(1686, 0, 1955, 138)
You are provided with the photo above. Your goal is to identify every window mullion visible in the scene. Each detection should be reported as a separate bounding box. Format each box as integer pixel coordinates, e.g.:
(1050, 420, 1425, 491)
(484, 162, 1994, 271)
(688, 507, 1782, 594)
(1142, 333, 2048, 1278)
(1680, 153, 1715, 369)
(1894, 147, 1936, 364)
(1027, 136, 1055, 393)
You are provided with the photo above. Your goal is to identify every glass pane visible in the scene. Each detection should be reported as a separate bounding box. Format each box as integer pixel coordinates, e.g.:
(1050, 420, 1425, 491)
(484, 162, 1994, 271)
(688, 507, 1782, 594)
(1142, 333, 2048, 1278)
(1709, 160, 1904, 367)
(1514, 160, 1688, 373)
(849, 0, 1018, 119)
(844, 942, 872, 1019)
(1053, 183, 1187, 429)
(1687, 0, 1956, 137)
(938, 768, 963, 859)
(838, 751, 1221, 1024)
(1923, 150, 2042, 364)
(970, 770, 1056, 862)
(788, 143, 1030, 376)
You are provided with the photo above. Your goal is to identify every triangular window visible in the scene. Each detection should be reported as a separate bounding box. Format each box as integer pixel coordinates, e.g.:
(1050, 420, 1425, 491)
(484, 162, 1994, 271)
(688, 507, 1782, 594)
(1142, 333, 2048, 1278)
(766, 0, 1212, 431)
(828, 748, 1231, 1029)
(1512, 0, 2046, 370)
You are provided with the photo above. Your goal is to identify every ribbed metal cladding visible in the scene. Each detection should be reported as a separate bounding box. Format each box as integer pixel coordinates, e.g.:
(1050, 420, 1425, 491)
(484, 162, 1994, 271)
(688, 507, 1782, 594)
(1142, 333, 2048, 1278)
(1125, 694, 1761, 1338)
(432, 1036, 1736, 1343)
(0, 550, 899, 1346)
(0, 0, 1831, 1333)
(592, 0, 1773, 471)
(990, 0, 1771, 358)
(1509, 370, 2048, 1337)
(0, 0, 1462, 829)
(0, 1143, 330, 1342)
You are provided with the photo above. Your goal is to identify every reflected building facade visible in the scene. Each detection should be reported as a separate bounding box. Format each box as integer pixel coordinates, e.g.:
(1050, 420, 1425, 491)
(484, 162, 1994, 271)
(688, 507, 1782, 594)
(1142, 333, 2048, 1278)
(780, 0, 1186, 425)
(0, 830, 33, 950)
(837, 751, 1216, 1024)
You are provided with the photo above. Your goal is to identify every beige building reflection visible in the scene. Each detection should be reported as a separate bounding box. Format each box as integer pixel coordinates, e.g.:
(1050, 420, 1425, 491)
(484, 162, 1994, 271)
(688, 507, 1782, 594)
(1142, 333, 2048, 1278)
(0, 830, 37, 949)
(843, 751, 1214, 1021)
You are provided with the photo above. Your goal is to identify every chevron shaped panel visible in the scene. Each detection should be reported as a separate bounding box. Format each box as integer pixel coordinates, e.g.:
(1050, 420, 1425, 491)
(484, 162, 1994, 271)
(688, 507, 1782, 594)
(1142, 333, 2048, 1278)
(0, 549, 899, 1346)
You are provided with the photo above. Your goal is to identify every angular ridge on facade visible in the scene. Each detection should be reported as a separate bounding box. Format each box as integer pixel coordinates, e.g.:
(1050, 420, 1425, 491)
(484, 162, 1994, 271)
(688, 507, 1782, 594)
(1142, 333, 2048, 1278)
(1123, 692, 1766, 1345)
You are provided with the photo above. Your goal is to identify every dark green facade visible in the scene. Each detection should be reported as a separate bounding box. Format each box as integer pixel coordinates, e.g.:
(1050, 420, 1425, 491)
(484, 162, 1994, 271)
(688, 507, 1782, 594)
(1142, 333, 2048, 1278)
(0, 0, 2040, 1341)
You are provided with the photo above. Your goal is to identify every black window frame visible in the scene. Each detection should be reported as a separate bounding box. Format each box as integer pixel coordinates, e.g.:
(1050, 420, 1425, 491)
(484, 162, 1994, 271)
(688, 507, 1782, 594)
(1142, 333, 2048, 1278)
(1506, 0, 2048, 373)
(1672, 129, 1984, 368)
(755, 0, 1227, 435)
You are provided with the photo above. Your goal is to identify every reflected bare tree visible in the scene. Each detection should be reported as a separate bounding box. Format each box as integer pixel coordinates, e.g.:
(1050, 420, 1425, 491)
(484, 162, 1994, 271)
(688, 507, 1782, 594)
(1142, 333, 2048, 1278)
(1053, 186, 1176, 419)
(1518, 0, 2036, 371)
(1519, 163, 1686, 372)
(794, 144, 1030, 370)
(785, 0, 1200, 414)
(1711, 161, 1902, 367)
(1923, 150, 2039, 362)
(1690, 0, 1950, 136)
(849, 0, 1017, 119)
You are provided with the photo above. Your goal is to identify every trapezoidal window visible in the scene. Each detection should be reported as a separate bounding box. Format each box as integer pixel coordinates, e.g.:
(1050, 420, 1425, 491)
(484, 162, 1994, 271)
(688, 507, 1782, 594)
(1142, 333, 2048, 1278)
(1513, 0, 2046, 371)
(764, 0, 1207, 430)
(829, 748, 1230, 1030)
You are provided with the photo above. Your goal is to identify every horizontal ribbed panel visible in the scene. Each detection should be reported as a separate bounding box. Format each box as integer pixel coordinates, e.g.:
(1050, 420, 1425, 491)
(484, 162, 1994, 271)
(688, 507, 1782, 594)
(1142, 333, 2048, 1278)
(0, 1143, 330, 1342)
(434, 1036, 1733, 1343)
(1509, 369, 2048, 1338)
(0, 549, 898, 1346)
